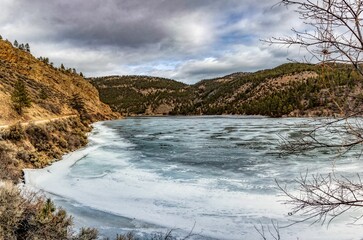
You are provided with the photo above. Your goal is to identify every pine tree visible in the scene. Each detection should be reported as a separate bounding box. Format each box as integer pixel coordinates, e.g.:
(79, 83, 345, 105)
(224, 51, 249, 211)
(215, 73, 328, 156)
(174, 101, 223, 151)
(0, 35, 2, 40)
(60, 63, 65, 70)
(13, 40, 18, 47)
(39, 88, 48, 100)
(11, 80, 31, 115)
(25, 43, 30, 52)
(39, 199, 56, 221)
(70, 93, 85, 113)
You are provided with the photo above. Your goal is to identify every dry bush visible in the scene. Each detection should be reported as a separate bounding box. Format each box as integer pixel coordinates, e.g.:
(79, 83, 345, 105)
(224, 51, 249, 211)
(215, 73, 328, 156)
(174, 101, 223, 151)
(56, 119, 89, 151)
(0, 143, 21, 182)
(114, 232, 135, 240)
(0, 183, 71, 239)
(0, 182, 25, 239)
(57, 137, 69, 149)
(68, 118, 91, 132)
(53, 120, 68, 132)
(65, 134, 87, 151)
(0, 183, 100, 240)
(16, 150, 37, 164)
(2, 123, 25, 141)
(25, 124, 51, 152)
(71, 228, 98, 240)
(38, 101, 61, 114)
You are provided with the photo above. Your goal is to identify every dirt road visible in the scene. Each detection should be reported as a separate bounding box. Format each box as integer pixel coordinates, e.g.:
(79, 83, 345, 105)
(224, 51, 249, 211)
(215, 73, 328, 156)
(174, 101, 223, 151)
(0, 115, 78, 130)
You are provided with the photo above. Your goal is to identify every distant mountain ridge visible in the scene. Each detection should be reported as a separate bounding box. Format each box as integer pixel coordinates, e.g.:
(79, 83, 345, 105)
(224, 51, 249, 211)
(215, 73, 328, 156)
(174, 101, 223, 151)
(91, 63, 363, 117)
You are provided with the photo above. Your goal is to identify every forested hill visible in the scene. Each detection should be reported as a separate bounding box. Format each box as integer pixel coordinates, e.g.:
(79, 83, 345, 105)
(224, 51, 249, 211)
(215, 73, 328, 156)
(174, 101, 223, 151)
(92, 63, 363, 117)
(90, 75, 193, 115)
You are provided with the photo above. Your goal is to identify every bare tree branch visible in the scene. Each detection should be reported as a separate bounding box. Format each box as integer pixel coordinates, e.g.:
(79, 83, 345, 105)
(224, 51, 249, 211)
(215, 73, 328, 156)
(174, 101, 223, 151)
(264, 0, 363, 75)
(266, 0, 363, 230)
(277, 173, 363, 226)
(254, 220, 281, 240)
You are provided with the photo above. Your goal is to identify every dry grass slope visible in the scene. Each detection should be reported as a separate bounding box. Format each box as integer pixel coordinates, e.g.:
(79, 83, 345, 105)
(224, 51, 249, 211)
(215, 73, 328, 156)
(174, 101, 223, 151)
(0, 39, 119, 125)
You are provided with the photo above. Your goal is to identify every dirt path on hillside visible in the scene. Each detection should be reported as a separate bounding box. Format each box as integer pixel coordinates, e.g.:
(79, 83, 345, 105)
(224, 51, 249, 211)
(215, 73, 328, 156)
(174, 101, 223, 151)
(0, 115, 78, 130)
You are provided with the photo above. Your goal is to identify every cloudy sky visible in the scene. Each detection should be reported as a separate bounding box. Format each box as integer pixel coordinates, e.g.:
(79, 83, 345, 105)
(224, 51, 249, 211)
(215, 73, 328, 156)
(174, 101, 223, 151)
(0, 0, 305, 83)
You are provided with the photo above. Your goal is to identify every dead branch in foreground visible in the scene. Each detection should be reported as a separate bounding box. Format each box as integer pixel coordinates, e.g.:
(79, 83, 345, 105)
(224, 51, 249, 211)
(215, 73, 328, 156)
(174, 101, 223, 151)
(279, 115, 363, 156)
(277, 172, 363, 226)
(254, 220, 281, 240)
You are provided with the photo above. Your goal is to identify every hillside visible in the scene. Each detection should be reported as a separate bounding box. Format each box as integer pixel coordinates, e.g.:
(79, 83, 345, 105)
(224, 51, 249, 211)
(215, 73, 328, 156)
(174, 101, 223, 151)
(92, 63, 363, 117)
(0, 39, 118, 125)
(90, 75, 193, 115)
(0, 38, 119, 182)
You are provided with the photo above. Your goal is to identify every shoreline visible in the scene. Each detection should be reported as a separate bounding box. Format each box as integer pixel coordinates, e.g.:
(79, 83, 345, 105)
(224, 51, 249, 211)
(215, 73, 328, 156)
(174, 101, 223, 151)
(0, 116, 93, 183)
(119, 112, 353, 119)
(119, 114, 346, 119)
(22, 120, 108, 184)
(20, 120, 178, 239)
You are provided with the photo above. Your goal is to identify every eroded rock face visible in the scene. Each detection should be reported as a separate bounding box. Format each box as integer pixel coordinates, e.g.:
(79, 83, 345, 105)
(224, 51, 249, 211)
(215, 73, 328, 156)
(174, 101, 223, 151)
(145, 103, 175, 115)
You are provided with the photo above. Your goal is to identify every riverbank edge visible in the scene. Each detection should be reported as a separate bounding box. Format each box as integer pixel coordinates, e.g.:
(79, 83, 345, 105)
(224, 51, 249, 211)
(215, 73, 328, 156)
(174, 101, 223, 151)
(0, 116, 116, 183)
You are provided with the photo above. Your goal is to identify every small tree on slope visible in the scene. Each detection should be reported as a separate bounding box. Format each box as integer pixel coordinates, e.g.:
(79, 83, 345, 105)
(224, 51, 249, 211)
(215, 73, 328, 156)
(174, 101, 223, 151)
(11, 79, 31, 115)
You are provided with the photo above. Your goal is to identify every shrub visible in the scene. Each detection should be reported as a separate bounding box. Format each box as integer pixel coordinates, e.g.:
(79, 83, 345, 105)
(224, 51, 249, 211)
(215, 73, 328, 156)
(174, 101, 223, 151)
(20, 199, 72, 239)
(0, 143, 21, 182)
(114, 233, 135, 240)
(65, 134, 85, 150)
(57, 137, 69, 149)
(38, 101, 61, 114)
(0, 183, 101, 240)
(2, 123, 25, 141)
(0, 185, 72, 239)
(25, 124, 51, 151)
(69, 94, 85, 114)
(16, 150, 37, 164)
(0, 182, 25, 239)
(72, 227, 98, 240)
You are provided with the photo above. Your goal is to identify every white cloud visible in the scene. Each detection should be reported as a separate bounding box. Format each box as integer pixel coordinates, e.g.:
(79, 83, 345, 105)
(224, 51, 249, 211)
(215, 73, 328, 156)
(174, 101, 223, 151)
(146, 43, 308, 84)
(164, 11, 217, 51)
(0, 0, 310, 83)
